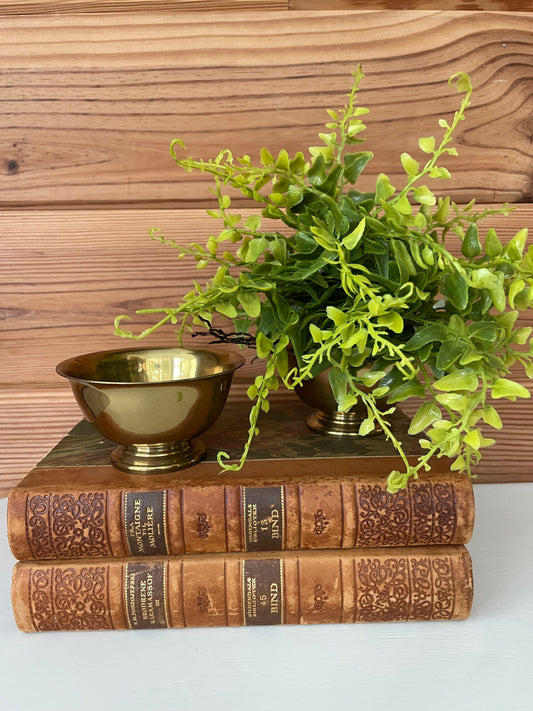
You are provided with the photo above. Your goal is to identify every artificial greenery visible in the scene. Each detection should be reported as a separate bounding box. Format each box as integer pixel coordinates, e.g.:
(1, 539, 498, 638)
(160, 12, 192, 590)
(115, 67, 533, 493)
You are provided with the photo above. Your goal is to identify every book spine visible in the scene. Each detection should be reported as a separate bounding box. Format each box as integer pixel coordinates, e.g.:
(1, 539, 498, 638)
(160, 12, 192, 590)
(7, 474, 475, 560)
(11, 545, 473, 632)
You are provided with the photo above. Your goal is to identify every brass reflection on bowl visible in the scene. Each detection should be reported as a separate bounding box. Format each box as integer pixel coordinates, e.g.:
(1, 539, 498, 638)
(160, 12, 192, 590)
(56, 346, 245, 474)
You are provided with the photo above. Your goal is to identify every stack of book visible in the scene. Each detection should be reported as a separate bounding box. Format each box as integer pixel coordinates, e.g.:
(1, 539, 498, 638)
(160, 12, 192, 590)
(8, 399, 474, 632)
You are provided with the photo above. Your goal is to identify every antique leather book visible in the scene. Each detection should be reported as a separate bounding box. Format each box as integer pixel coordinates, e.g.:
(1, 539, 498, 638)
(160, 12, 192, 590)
(7, 401, 475, 560)
(11, 544, 474, 632)
(8, 400, 475, 560)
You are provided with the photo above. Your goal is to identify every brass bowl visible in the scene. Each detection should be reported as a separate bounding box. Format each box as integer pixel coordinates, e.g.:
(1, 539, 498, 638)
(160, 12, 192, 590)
(294, 367, 382, 436)
(56, 346, 245, 473)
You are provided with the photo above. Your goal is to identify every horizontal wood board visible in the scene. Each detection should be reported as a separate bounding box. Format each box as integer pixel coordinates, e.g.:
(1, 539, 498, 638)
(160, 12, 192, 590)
(290, 2, 533, 10)
(0, 2, 528, 12)
(0, 11, 531, 208)
(2, 206, 533, 495)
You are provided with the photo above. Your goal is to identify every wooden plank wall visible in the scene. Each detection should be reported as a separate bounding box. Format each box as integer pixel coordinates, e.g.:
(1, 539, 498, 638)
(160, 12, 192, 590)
(1, 4, 533, 495)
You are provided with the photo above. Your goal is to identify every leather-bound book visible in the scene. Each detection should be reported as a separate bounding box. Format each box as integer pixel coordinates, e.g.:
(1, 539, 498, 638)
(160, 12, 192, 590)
(8, 400, 474, 561)
(11, 545, 474, 632)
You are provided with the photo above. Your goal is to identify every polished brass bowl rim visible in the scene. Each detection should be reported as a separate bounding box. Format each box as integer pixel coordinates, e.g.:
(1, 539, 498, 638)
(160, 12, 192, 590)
(56, 346, 245, 386)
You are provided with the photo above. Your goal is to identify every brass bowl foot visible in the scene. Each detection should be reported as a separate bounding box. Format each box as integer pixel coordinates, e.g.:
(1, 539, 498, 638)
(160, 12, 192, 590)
(111, 438, 206, 474)
(306, 409, 383, 437)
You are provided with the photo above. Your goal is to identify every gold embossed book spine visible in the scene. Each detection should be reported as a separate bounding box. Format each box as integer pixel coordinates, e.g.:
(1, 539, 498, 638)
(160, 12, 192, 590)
(11, 545, 473, 632)
(8, 470, 475, 560)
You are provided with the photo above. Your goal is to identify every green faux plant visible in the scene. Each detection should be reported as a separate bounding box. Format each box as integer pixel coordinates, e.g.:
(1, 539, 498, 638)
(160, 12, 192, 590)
(115, 67, 533, 492)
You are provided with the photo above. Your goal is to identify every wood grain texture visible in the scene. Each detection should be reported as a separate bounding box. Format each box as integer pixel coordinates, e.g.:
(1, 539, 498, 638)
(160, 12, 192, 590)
(0, 1, 526, 13)
(2, 206, 533, 496)
(291, 2, 533, 10)
(0, 0, 289, 15)
(0, 0, 288, 12)
(0, 11, 531, 208)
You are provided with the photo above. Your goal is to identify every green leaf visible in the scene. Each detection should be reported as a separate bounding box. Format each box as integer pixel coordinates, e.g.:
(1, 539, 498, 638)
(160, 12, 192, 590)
(400, 152, 420, 177)
(310, 225, 336, 250)
(359, 417, 376, 436)
(491, 378, 530, 400)
(471, 268, 501, 291)
(377, 312, 404, 334)
(505, 228, 528, 261)
(464, 429, 482, 450)
(435, 392, 468, 412)
(342, 218, 366, 250)
(418, 137, 436, 154)
(327, 305, 348, 326)
(375, 173, 396, 203)
(449, 71, 473, 94)
(404, 323, 448, 352)
(467, 321, 500, 342)
(408, 401, 442, 435)
(274, 149, 290, 171)
(260, 148, 274, 166)
(244, 214, 262, 231)
(238, 291, 261, 318)
(509, 279, 526, 309)
(442, 272, 468, 311)
(482, 404, 503, 430)
(436, 340, 468, 370)
(387, 378, 426, 404)
(413, 185, 436, 206)
(308, 154, 326, 186)
(343, 152, 373, 183)
(256, 331, 273, 359)
(244, 237, 267, 263)
(328, 368, 348, 404)
(434, 369, 479, 393)
(309, 323, 324, 343)
(215, 301, 238, 319)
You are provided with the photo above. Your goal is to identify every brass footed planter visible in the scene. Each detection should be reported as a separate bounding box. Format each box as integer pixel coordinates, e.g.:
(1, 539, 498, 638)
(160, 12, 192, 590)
(294, 367, 382, 437)
(56, 346, 244, 473)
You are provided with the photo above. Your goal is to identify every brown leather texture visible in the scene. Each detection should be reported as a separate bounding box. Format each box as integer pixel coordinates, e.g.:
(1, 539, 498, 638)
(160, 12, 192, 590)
(8, 465, 475, 560)
(11, 545, 473, 632)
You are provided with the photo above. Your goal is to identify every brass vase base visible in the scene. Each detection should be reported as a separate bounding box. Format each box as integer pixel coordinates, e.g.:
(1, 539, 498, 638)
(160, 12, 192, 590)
(111, 438, 206, 474)
(306, 409, 383, 437)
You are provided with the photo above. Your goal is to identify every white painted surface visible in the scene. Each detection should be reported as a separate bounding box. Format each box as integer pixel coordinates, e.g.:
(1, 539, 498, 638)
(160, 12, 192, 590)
(1, 484, 532, 711)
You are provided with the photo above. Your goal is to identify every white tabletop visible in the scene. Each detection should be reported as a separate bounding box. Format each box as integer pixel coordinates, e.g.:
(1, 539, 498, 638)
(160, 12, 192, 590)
(1, 484, 533, 711)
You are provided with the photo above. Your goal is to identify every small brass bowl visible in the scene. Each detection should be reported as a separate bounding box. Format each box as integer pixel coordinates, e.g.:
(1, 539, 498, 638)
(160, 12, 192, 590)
(294, 367, 383, 437)
(56, 346, 245, 474)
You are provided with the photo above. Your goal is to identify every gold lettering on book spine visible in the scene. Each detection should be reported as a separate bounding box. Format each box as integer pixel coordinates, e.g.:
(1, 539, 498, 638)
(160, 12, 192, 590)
(28, 565, 113, 631)
(27, 492, 111, 559)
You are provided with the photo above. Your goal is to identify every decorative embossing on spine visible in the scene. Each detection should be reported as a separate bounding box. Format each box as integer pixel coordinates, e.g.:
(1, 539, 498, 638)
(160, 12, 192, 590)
(27, 492, 111, 559)
(26, 495, 55, 559)
(196, 513, 211, 539)
(28, 565, 113, 631)
(433, 483, 458, 543)
(410, 482, 457, 544)
(355, 554, 456, 622)
(356, 481, 458, 547)
(430, 556, 455, 620)
(28, 567, 54, 631)
(196, 587, 210, 613)
(356, 485, 410, 546)
(313, 509, 330, 536)
(313, 583, 329, 611)
(356, 556, 410, 622)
